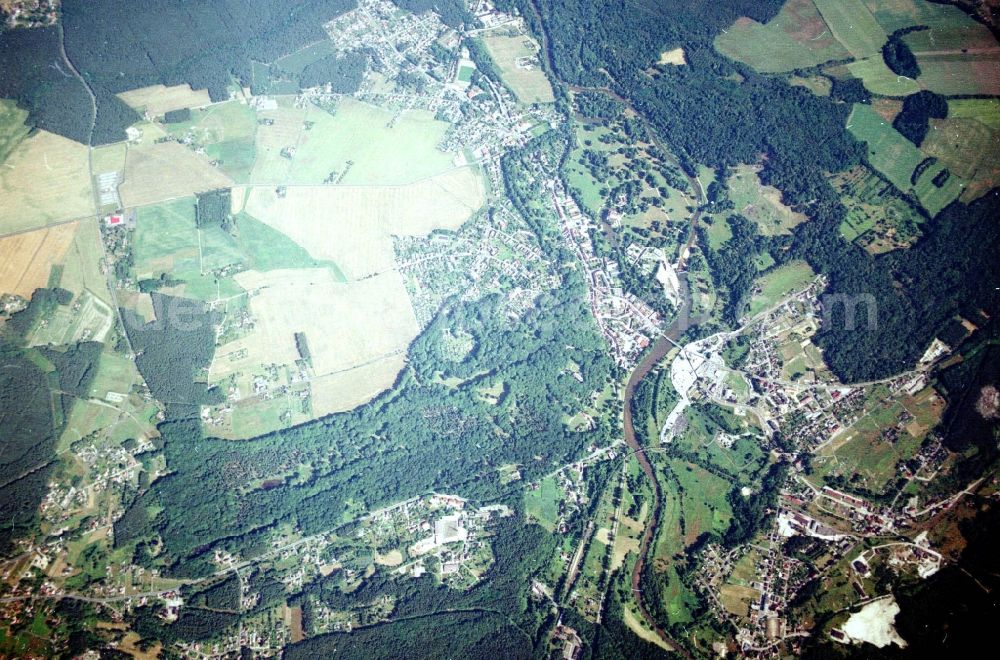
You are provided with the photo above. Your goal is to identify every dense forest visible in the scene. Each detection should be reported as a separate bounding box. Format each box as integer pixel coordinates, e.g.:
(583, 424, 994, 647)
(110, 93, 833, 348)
(1, 0, 358, 144)
(297, 51, 369, 92)
(0, 341, 61, 551)
(509, 0, 1000, 383)
(893, 90, 948, 146)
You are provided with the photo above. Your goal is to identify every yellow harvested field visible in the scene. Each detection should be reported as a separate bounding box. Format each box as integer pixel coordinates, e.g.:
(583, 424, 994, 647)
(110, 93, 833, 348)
(0, 222, 78, 297)
(658, 48, 687, 65)
(240, 166, 485, 279)
(0, 130, 94, 234)
(481, 34, 555, 104)
(117, 84, 212, 117)
(211, 268, 417, 415)
(311, 354, 407, 416)
(119, 140, 233, 208)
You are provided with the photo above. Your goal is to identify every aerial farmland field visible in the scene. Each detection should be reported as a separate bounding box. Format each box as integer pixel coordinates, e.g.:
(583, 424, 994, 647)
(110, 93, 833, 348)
(0, 99, 31, 166)
(714, 0, 848, 72)
(116, 83, 211, 117)
(162, 100, 258, 183)
(119, 139, 233, 208)
(0, 130, 94, 234)
(0, 223, 78, 298)
(133, 197, 245, 301)
(249, 97, 454, 185)
(847, 103, 966, 215)
(240, 165, 485, 279)
(812, 0, 886, 58)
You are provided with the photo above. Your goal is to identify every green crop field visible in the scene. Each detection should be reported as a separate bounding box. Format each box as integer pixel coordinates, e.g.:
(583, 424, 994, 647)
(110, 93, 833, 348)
(234, 211, 345, 279)
(747, 260, 814, 318)
(134, 197, 245, 301)
(846, 58, 920, 96)
(525, 475, 562, 532)
(912, 52, 1000, 96)
(715, 0, 848, 73)
(847, 104, 966, 216)
(813, 0, 886, 58)
(274, 39, 338, 75)
(948, 98, 1000, 131)
(871, 0, 972, 33)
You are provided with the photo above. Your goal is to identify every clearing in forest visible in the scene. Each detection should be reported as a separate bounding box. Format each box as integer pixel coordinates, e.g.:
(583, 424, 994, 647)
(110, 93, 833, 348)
(480, 33, 555, 104)
(658, 48, 686, 66)
(116, 84, 212, 117)
(727, 164, 808, 236)
(0, 130, 94, 234)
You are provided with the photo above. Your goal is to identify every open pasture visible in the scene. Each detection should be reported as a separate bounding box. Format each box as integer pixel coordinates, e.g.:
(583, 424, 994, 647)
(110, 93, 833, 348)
(846, 58, 920, 96)
(912, 51, 1000, 96)
(714, 0, 848, 72)
(0, 222, 78, 298)
(727, 164, 807, 236)
(209, 268, 418, 426)
(747, 260, 815, 318)
(274, 39, 338, 75)
(847, 103, 965, 216)
(91, 142, 127, 175)
(249, 98, 455, 185)
(872, 0, 974, 32)
(221, 268, 418, 379)
(163, 100, 258, 183)
(233, 212, 343, 275)
(0, 130, 94, 234)
(923, 117, 999, 181)
(309, 353, 408, 417)
(812, 0, 886, 58)
(133, 197, 244, 301)
(949, 98, 1000, 131)
(240, 166, 485, 279)
(59, 221, 113, 305)
(480, 33, 555, 104)
(117, 84, 211, 117)
(119, 140, 233, 209)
